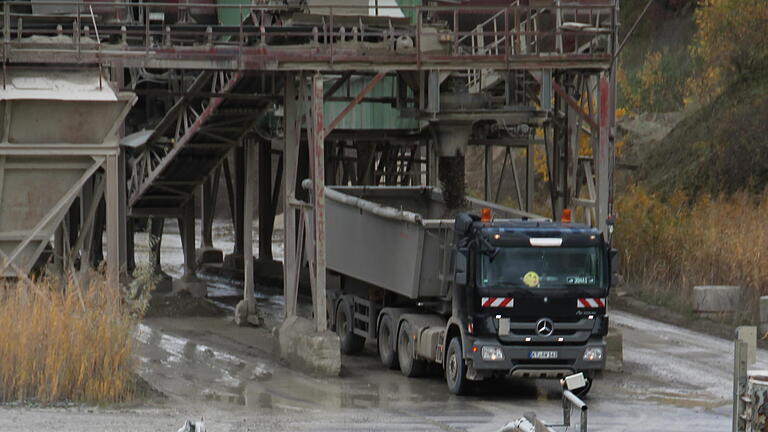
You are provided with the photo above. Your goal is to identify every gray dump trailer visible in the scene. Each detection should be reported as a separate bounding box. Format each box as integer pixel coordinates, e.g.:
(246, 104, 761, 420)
(325, 186, 611, 395)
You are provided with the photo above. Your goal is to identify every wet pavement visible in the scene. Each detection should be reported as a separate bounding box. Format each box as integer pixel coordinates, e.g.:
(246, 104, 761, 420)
(127, 308, 747, 432)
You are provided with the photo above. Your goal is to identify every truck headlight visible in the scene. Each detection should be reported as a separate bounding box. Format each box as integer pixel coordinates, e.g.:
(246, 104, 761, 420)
(482, 346, 504, 361)
(583, 347, 604, 361)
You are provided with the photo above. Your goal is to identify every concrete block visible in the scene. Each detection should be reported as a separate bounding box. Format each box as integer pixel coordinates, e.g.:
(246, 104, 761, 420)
(275, 316, 341, 377)
(605, 328, 623, 373)
(155, 272, 173, 293)
(196, 247, 223, 266)
(693, 285, 740, 313)
(172, 274, 207, 298)
(223, 253, 244, 270)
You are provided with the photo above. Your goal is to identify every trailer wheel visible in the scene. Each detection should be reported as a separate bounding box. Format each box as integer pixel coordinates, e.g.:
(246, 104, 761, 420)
(378, 314, 399, 370)
(445, 337, 469, 395)
(397, 321, 426, 377)
(336, 299, 365, 355)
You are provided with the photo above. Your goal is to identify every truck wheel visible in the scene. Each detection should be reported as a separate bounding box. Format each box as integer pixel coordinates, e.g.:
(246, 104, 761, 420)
(378, 314, 399, 370)
(445, 337, 469, 395)
(397, 321, 426, 377)
(336, 300, 365, 355)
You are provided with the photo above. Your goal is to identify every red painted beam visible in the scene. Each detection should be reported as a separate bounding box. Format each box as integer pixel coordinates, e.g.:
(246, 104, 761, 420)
(551, 80, 598, 130)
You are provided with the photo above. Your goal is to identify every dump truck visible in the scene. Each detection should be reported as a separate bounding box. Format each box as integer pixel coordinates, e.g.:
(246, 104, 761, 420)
(325, 186, 613, 395)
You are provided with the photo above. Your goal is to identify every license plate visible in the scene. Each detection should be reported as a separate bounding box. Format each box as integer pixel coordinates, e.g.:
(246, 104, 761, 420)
(529, 350, 558, 360)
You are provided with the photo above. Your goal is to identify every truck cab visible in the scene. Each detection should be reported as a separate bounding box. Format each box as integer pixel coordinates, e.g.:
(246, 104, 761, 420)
(446, 212, 611, 394)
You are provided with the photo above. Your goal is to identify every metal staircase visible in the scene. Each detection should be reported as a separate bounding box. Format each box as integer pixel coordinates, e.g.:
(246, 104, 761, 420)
(127, 71, 273, 216)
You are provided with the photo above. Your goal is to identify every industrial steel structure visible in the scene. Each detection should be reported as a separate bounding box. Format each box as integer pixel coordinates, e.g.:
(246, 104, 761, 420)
(0, 0, 619, 333)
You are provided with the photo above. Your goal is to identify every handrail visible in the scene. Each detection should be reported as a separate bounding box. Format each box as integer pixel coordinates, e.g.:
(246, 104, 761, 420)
(0, 0, 617, 71)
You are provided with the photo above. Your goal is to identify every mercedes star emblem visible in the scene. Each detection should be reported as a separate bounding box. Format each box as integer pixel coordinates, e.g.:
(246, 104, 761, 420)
(536, 318, 554, 337)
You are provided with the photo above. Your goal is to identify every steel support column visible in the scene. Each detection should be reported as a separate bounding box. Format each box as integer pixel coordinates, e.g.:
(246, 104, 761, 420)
(105, 154, 120, 284)
(236, 141, 259, 326)
(258, 140, 274, 261)
(309, 73, 327, 332)
(597, 75, 611, 235)
(282, 74, 300, 319)
(179, 195, 196, 278)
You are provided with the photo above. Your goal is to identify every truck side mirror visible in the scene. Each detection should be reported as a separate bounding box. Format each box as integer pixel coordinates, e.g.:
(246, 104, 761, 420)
(609, 248, 619, 286)
(455, 247, 468, 285)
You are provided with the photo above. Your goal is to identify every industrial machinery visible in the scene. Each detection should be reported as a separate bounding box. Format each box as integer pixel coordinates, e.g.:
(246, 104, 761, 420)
(326, 186, 612, 394)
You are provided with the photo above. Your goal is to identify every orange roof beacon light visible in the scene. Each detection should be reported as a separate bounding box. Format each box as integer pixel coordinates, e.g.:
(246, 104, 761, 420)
(481, 207, 492, 223)
(561, 208, 572, 224)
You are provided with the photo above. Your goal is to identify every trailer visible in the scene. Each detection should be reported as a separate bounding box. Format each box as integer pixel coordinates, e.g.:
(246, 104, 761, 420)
(325, 186, 611, 395)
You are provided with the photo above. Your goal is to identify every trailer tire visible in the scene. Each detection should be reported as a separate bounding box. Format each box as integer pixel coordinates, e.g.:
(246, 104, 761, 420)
(378, 314, 399, 370)
(445, 337, 469, 395)
(336, 299, 365, 355)
(397, 321, 426, 377)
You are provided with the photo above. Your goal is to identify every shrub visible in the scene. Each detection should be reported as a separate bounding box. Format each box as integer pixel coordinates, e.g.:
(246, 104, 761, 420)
(687, 0, 768, 103)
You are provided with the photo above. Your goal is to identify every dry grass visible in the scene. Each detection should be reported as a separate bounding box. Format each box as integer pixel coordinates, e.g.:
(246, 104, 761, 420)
(0, 273, 140, 403)
(615, 186, 768, 321)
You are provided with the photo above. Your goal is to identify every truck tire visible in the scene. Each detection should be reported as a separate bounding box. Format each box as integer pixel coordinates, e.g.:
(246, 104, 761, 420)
(378, 314, 399, 370)
(397, 321, 426, 377)
(445, 337, 469, 395)
(336, 299, 365, 355)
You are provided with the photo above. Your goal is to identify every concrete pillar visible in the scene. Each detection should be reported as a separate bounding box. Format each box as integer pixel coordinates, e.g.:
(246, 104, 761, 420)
(605, 328, 623, 373)
(235, 141, 260, 326)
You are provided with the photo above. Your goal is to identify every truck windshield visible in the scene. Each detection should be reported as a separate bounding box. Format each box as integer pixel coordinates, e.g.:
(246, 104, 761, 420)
(479, 247, 603, 289)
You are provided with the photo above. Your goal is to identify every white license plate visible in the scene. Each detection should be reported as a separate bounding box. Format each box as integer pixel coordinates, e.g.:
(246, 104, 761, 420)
(529, 350, 558, 360)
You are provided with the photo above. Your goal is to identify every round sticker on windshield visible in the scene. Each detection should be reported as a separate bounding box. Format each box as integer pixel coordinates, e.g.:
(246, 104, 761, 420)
(523, 271, 540, 287)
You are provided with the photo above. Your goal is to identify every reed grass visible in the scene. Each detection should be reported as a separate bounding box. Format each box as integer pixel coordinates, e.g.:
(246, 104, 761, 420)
(0, 273, 139, 403)
(615, 186, 768, 321)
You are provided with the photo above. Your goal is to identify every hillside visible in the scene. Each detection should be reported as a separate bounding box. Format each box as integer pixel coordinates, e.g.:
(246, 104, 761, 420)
(637, 76, 768, 198)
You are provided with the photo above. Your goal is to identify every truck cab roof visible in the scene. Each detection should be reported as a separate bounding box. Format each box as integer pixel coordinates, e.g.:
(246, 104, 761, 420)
(455, 213, 604, 248)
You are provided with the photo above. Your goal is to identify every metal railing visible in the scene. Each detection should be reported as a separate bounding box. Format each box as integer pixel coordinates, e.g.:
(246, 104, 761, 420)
(498, 387, 589, 432)
(0, 1, 617, 69)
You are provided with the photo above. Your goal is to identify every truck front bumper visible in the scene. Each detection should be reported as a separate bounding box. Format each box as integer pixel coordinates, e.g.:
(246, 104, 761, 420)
(465, 336, 606, 376)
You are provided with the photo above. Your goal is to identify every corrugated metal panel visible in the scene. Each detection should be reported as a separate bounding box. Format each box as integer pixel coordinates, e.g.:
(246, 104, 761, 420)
(324, 76, 418, 130)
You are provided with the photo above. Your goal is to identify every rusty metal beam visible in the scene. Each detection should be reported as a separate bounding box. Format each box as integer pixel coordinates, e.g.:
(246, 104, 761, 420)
(551, 80, 598, 131)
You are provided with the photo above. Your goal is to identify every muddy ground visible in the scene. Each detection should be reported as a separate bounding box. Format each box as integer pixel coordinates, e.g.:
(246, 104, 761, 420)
(0, 221, 753, 431)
